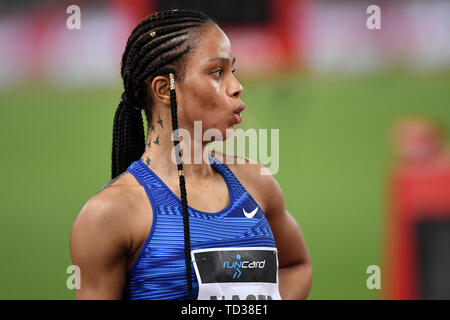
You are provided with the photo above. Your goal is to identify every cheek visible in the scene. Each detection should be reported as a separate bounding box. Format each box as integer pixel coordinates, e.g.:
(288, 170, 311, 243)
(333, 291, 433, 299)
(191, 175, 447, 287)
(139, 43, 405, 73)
(185, 87, 224, 121)
(177, 79, 232, 138)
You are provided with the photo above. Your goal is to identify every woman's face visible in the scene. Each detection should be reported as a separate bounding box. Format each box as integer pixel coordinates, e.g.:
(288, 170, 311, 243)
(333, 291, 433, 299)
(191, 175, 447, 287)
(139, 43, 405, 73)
(175, 24, 245, 141)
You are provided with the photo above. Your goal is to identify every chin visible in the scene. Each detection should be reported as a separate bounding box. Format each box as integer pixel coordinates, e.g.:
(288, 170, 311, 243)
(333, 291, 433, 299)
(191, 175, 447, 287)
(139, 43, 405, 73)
(202, 125, 234, 142)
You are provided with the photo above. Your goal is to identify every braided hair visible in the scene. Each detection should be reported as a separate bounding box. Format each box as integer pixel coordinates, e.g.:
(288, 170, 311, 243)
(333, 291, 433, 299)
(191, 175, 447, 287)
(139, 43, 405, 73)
(111, 9, 216, 300)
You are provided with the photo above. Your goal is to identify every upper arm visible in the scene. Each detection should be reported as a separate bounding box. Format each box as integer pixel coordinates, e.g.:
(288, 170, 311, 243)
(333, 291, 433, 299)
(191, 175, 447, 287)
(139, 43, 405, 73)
(257, 164, 311, 268)
(69, 192, 131, 299)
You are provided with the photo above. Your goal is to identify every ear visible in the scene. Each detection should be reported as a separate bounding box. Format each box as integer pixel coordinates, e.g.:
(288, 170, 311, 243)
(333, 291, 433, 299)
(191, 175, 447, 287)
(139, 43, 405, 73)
(149, 75, 171, 105)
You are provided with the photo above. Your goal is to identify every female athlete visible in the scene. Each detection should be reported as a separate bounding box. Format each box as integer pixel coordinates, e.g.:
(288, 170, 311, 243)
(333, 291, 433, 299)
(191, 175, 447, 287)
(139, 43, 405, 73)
(70, 8, 312, 300)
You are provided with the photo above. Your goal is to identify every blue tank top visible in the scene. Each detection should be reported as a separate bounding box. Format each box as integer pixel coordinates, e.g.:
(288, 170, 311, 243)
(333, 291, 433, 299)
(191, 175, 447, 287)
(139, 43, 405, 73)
(122, 154, 277, 300)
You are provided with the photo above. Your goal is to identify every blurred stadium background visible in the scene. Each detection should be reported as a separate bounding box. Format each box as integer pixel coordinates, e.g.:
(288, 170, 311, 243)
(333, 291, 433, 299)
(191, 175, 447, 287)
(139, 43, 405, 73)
(1, 0, 450, 299)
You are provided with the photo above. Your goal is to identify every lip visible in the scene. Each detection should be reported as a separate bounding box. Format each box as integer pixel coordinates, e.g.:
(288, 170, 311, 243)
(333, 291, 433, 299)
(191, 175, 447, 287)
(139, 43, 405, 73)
(235, 103, 246, 114)
(233, 103, 245, 124)
(233, 113, 242, 124)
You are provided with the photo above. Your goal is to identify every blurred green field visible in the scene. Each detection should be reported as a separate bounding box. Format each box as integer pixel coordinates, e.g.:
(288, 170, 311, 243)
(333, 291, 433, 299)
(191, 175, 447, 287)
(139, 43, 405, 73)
(1, 71, 449, 299)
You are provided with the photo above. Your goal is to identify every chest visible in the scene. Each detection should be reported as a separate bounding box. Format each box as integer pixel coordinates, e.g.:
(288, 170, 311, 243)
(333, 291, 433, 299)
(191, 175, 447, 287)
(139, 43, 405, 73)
(124, 161, 269, 272)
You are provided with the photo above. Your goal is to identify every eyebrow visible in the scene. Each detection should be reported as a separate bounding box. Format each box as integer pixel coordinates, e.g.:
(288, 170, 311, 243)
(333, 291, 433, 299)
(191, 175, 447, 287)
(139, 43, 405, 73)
(207, 56, 236, 65)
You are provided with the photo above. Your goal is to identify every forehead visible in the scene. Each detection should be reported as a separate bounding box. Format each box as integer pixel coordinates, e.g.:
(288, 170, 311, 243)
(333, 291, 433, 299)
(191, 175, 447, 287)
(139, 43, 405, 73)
(188, 24, 233, 66)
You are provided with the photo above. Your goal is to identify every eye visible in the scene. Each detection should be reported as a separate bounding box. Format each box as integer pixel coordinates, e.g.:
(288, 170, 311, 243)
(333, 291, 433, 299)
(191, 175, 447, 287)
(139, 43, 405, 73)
(213, 68, 224, 77)
(232, 68, 236, 74)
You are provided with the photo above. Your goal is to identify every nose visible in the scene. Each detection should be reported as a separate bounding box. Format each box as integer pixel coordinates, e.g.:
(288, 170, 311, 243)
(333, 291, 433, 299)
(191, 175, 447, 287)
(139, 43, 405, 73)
(228, 76, 243, 98)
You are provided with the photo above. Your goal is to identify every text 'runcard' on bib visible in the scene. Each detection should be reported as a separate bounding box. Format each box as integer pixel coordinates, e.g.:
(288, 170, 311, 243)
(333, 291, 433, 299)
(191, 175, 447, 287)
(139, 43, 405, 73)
(191, 247, 281, 300)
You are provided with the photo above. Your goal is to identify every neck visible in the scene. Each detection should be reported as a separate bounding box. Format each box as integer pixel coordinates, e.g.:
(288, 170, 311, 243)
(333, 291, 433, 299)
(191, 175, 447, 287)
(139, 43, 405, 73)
(140, 109, 215, 179)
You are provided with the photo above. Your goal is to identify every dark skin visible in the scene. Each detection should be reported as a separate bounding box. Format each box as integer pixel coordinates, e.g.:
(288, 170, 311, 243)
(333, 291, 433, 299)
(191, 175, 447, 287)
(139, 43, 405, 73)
(70, 23, 312, 300)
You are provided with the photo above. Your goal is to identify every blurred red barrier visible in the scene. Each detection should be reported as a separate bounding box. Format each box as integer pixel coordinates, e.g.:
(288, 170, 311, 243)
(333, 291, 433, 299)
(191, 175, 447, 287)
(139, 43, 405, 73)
(385, 163, 450, 299)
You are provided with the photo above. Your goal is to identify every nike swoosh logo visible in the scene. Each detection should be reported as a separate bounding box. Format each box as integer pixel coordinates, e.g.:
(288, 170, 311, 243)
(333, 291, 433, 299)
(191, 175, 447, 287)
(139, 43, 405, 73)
(243, 207, 258, 218)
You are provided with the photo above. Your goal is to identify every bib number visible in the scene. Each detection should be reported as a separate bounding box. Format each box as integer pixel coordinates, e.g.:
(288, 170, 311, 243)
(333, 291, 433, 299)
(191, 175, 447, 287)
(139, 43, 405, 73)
(191, 247, 281, 300)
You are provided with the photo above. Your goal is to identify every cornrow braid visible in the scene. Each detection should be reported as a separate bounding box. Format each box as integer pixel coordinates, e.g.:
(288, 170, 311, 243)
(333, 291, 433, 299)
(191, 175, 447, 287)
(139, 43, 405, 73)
(126, 20, 205, 68)
(111, 8, 216, 300)
(169, 72, 193, 299)
(121, 13, 210, 76)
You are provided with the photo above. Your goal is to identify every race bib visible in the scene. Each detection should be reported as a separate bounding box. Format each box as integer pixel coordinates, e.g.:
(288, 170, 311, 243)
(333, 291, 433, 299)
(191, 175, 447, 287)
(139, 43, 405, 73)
(191, 247, 281, 300)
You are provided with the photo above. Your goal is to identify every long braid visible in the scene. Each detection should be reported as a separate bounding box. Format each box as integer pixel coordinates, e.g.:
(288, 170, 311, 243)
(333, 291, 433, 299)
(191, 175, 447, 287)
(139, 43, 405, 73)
(111, 8, 216, 300)
(169, 72, 193, 299)
(111, 95, 145, 179)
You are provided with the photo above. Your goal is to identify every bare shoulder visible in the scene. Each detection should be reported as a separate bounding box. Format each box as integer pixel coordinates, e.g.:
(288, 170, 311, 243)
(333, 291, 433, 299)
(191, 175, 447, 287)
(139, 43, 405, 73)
(75, 172, 141, 227)
(69, 171, 151, 299)
(70, 171, 148, 256)
(211, 151, 284, 216)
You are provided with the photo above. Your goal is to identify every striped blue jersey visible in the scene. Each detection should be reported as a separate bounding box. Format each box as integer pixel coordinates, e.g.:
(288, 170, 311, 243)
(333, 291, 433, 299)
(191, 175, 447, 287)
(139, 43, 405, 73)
(122, 154, 277, 300)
